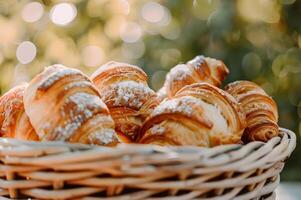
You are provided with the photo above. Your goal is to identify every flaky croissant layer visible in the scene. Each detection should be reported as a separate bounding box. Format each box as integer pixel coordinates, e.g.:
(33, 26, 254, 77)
(0, 84, 38, 141)
(91, 61, 159, 141)
(159, 55, 229, 99)
(139, 83, 246, 147)
(225, 81, 279, 142)
(23, 64, 121, 146)
(0, 56, 281, 147)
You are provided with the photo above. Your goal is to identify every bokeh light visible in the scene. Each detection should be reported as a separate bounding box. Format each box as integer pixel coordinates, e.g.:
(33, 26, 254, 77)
(121, 41, 145, 59)
(237, 0, 280, 23)
(192, 0, 220, 20)
(13, 64, 30, 86)
(81, 45, 105, 67)
(160, 20, 180, 40)
(141, 2, 165, 23)
(0, 18, 19, 48)
(151, 70, 167, 90)
(104, 15, 127, 40)
(110, 0, 130, 15)
(242, 52, 262, 79)
(157, 8, 171, 26)
(50, 3, 77, 26)
(160, 48, 182, 69)
(16, 41, 37, 64)
(120, 22, 142, 43)
(21, 2, 44, 23)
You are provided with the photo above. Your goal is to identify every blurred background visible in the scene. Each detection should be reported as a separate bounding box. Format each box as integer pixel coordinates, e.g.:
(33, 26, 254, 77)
(0, 0, 300, 181)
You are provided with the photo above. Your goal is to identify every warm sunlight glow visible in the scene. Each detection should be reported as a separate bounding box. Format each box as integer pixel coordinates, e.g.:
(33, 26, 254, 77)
(50, 3, 77, 26)
(16, 41, 37, 64)
(82, 45, 105, 67)
(21, 2, 44, 23)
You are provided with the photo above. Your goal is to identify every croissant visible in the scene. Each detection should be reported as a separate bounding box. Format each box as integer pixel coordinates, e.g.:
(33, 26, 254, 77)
(225, 81, 279, 142)
(139, 83, 246, 147)
(0, 84, 38, 141)
(23, 64, 121, 146)
(91, 61, 159, 141)
(156, 86, 168, 102)
(162, 55, 229, 98)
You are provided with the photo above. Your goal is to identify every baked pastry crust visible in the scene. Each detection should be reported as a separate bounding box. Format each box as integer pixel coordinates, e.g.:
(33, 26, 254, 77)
(0, 84, 38, 141)
(139, 83, 246, 147)
(24, 64, 120, 146)
(163, 55, 229, 98)
(91, 61, 159, 141)
(156, 86, 168, 102)
(139, 95, 212, 147)
(225, 81, 279, 142)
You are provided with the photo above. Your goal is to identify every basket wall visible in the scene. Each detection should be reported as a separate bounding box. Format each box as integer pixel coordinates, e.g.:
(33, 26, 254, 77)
(0, 128, 296, 200)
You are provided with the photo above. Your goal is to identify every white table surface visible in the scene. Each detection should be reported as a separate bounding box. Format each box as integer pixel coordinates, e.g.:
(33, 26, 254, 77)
(276, 182, 301, 200)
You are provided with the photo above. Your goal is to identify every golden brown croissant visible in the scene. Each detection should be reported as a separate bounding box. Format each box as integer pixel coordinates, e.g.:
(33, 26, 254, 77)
(225, 81, 279, 142)
(162, 55, 229, 98)
(156, 86, 168, 102)
(0, 84, 38, 141)
(91, 61, 159, 141)
(24, 64, 120, 146)
(138, 83, 246, 147)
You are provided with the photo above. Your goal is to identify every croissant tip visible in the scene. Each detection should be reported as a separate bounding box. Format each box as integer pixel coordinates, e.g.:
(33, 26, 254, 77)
(226, 80, 260, 87)
(44, 63, 65, 70)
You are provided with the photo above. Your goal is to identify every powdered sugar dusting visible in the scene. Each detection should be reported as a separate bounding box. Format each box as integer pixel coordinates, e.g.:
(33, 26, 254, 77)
(150, 124, 165, 135)
(88, 128, 117, 145)
(0, 86, 25, 133)
(152, 95, 229, 134)
(1, 99, 23, 132)
(103, 80, 154, 109)
(187, 55, 206, 70)
(50, 92, 108, 141)
(152, 96, 202, 117)
(167, 64, 192, 82)
(67, 92, 107, 113)
(91, 61, 145, 80)
(156, 87, 167, 100)
(88, 115, 114, 127)
(38, 68, 82, 90)
(64, 81, 93, 91)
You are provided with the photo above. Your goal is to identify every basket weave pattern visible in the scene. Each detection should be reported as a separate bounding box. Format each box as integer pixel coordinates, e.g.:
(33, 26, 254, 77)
(0, 128, 296, 200)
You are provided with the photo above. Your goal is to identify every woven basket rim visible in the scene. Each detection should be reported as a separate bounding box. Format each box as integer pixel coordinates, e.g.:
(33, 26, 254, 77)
(0, 128, 295, 170)
(0, 128, 296, 199)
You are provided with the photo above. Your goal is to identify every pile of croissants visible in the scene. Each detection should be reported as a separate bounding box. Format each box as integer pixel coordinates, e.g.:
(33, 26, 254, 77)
(0, 55, 279, 147)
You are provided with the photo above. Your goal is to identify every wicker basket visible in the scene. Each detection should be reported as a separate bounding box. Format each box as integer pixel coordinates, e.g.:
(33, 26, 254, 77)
(0, 128, 296, 200)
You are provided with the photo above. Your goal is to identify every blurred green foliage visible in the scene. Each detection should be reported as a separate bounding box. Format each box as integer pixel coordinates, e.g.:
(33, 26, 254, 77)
(0, 0, 300, 180)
